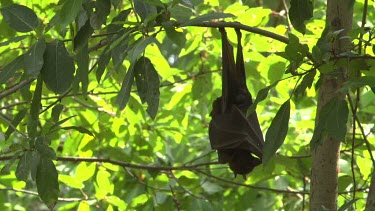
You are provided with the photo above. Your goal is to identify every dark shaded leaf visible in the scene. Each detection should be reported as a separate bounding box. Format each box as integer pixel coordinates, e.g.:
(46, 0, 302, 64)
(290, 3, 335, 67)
(90, 0, 111, 29)
(311, 97, 349, 148)
(289, 0, 313, 34)
(180, 13, 235, 27)
(340, 76, 375, 92)
(27, 77, 42, 141)
(0, 153, 19, 175)
(36, 138, 57, 160)
(133, 0, 157, 23)
(294, 70, 316, 97)
(163, 22, 186, 48)
(5, 109, 27, 139)
(0, 54, 24, 85)
(41, 40, 75, 94)
(30, 150, 40, 181)
(129, 36, 156, 63)
(134, 57, 160, 119)
(73, 20, 94, 52)
(107, 9, 131, 34)
(51, 104, 64, 123)
(246, 81, 279, 116)
(96, 45, 111, 82)
(24, 39, 46, 77)
(16, 151, 33, 181)
(74, 44, 89, 94)
(60, 126, 94, 136)
(0, 4, 38, 32)
(116, 65, 135, 110)
(36, 157, 59, 208)
(263, 100, 290, 164)
(59, 0, 83, 29)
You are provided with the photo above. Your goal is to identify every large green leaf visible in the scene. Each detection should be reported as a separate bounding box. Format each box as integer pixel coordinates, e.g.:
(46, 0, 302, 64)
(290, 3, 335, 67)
(73, 20, 94, 53)
(90, 0, 111, 29)
(74, 44, 89, 94)
(134, 57, 160, 119)
(0, 4, 38, 32)
(263, 100, 290, 164)
(116, 65, 135, 110)
(36, 157, 60, 208)
(35, 137, 57, 160)
(16, 151, 33, 181)
(59, 0, 83, 29)
(289, 0, 313, 34)
(311, 97, 349, 148)
(40, 40, 75, 94)
(24, 39, 46, 77)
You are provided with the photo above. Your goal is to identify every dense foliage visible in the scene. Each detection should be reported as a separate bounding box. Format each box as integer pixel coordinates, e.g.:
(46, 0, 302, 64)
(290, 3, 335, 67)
(0, 0, 374, 210)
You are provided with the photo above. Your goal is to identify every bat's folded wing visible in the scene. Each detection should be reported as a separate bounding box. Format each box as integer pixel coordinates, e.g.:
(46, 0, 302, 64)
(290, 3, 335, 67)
(209, 105, 264, 159)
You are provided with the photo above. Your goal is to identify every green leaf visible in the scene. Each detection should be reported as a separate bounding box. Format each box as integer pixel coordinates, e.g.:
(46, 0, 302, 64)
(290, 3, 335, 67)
(107, 9, 131, 34)
(74, 44, 89, 94)
(0, 54, 24, 85)
(116, 65, 135, 110)
(0, 35, 28, 47)
(311, 97, 349, 148)
(24, 39, 46, 77)
(36, 157, 60, 208)
(129, 36, 156, 63)
(163, 22, 186, 48)
(36, 137, 57, 160)
(294, 70, 316, 97)
(51, 104, 64, 123)
(133, 0, 157, 23)
(0, 4, 38, 32)
(60, 126, 94, 136)
(73, 20, 94, 52)
(340, 76, 375, 92)
(41, 40, 75, 94)
(246, 81, 279, 116)
(338, 199, 359, 211)
(30, 150, 40, 181)
(49, 115, 76, 132)
(59, 0, 83, 29)
(289, 0, 313, 34)
(180, 12, 235, 27)
(96, 45, 111, 83)
(16, 151, 33, 181)
(27, 77, 43, 141)
(5, 109, 27, 139)
(90, 0, 111, 29)
(134, 57, 160, 119)
(263, 100, 290, 164)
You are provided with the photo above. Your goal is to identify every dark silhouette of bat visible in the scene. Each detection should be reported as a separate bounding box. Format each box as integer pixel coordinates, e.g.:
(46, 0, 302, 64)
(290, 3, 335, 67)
(209, 28, 264, 178)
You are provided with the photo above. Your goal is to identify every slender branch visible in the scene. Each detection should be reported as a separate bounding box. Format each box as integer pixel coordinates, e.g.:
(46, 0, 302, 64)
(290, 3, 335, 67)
(0, 78, 34, 100)
(346, 93, 375, 165)
(0, 188, 95, 202)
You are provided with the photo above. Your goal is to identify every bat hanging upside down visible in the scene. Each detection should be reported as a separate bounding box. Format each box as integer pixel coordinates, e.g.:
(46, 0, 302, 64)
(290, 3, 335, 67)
(209, 28, 264, 178)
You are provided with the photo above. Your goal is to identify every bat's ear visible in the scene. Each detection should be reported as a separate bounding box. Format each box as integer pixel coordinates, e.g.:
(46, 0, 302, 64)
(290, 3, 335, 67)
(242, 174, 247, 180)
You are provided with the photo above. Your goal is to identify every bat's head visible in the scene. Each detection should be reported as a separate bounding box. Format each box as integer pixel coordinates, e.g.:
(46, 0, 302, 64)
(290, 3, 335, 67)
(228, 149, 261, 179)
